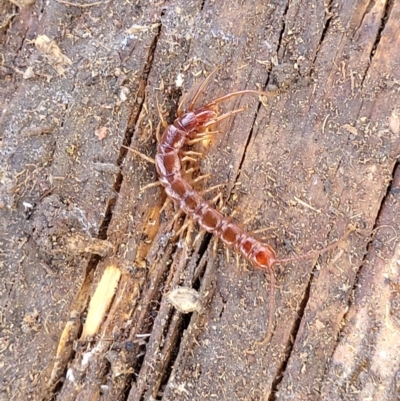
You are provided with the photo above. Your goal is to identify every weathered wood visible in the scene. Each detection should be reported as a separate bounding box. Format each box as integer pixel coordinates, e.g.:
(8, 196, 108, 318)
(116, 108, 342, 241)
(1, 0, 399, 400)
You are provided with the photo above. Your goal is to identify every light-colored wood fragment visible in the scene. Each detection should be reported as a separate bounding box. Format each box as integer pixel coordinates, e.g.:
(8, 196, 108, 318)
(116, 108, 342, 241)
(81, 265, 121, 339)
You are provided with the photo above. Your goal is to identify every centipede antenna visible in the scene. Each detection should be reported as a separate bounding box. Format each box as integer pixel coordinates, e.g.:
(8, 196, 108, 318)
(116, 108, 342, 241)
(274, 227, 355, 266)
(188, 65, 222, 111)
(203, 89, 272, 109)
(203, 107, 246, 128)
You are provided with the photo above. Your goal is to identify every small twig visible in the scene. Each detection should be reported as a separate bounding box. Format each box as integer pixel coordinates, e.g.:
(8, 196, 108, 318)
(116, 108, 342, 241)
(294, 196, 321, 213)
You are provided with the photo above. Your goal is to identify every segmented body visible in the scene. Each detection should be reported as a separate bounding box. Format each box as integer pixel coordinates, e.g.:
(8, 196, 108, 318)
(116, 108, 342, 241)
(154, 69, 281, 344)
(153, 71, 348, 345)
(155, 104, 277, 273)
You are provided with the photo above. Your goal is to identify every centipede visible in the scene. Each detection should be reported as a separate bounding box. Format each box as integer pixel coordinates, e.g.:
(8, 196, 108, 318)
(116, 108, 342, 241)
(152, 67, 349, 345)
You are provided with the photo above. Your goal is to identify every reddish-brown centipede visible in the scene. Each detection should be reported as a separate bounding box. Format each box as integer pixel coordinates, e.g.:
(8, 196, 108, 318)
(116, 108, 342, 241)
(155, 68, 282, 344)
(154, 67, 350, 345)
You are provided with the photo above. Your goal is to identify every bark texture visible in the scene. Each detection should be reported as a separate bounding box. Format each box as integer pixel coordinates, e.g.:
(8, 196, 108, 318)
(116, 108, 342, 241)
(1, 0, 399, 400)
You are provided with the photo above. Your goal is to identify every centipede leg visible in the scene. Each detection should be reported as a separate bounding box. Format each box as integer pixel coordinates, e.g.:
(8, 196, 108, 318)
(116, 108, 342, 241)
(188, 130, 220, 141)
(181, 150, 204, 158)
(252, 226, 276, 235)
(181, 156, 198, 163)
(139, 181, 162, 192)
(212, 235, 219, 259)
(189, 173, 211, 184)
(123, 145, 155, 164)
(198, 130, 220, 136)
(156, 96, 168, 130)
(187, 134, 215, 146)
(184, 220, 195, 245)
(164, 205, 184, 232)
(226, 247, 230, 264)
(242, 258, 250, 272)
(199, 182, 226, 196)
(209, 192, 224, 208)
(235, 253, 240, 274)
(193, 228, 207, 246)
(183, 166, 200, 175)
(174, 218, 193, 240)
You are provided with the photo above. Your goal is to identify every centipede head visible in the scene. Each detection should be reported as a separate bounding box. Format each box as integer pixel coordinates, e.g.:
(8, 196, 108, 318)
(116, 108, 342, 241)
(176, 108, 217, 135)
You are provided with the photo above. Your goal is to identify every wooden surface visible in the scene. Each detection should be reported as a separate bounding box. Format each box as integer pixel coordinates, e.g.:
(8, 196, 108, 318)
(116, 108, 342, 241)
(1, 0, 400, 400)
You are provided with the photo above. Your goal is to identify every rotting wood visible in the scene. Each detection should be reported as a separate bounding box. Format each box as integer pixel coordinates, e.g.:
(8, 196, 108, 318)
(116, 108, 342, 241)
(1, 1, 400, 401)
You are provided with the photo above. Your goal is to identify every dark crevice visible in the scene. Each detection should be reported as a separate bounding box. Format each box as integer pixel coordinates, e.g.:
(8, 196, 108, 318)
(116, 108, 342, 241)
(318, 0, 333, 50)
(133, 0, 228, 387)
(268, 267, 313, 401)
(154, 248, 212, 397)
(1, 8, 19, 38)
(367, 158, 399, 245)
(152, 235, 213, 386)
(352, 1, 377, 36)
(14, 0, 45, 61)
(275, 0, 290, 57)
(371, 0, 393, 55)
(360, 0, 394, 88)
(125, 9, 206, 386)
(117, 2, 217, 391)
(194, 233, 213, 272)
(311, 0, 333, 69)
(97, 22, 162, 240)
